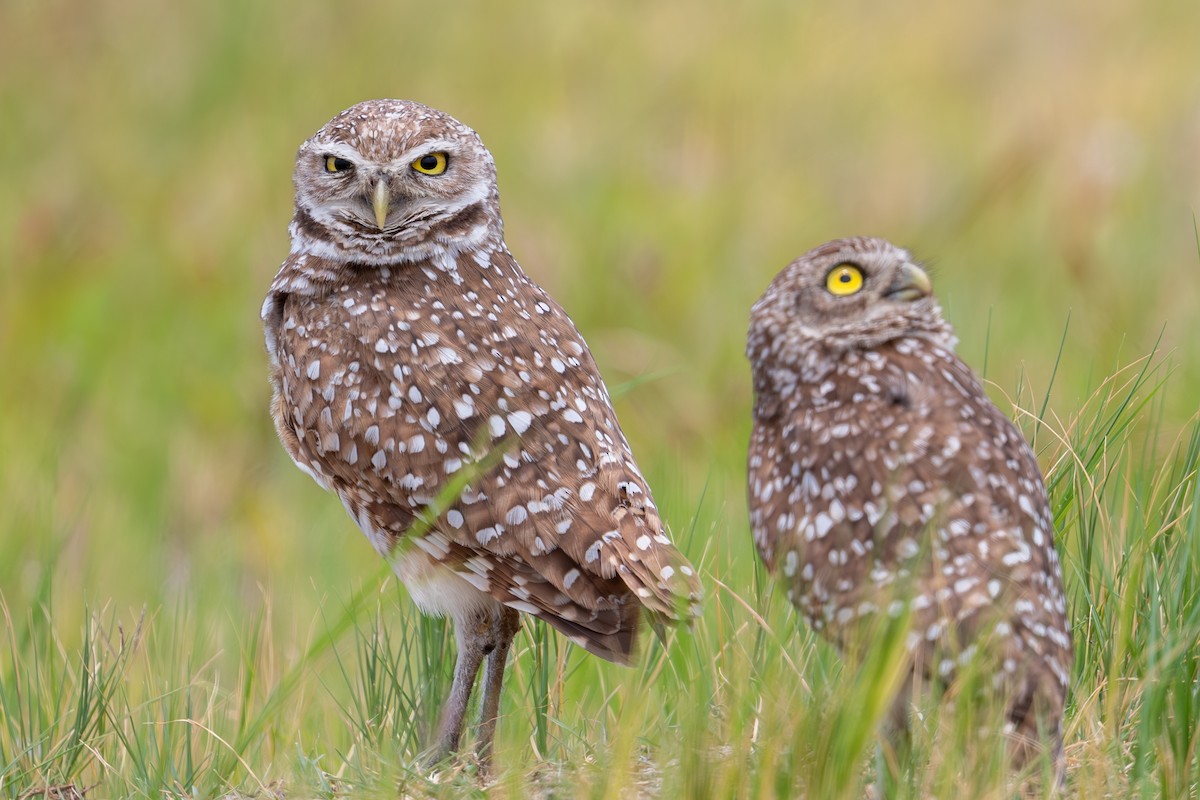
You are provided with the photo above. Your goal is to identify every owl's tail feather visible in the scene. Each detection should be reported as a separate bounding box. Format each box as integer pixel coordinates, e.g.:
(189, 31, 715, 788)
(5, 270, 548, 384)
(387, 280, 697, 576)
(436, 539, 643, 665)
(605, 508, 703, 625)
(524, 599, 642, 666)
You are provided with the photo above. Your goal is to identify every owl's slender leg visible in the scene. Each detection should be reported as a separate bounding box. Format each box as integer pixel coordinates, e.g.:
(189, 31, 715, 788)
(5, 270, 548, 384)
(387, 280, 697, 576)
(1006, 687, 1066, 791)
(474, 606, 521, 769)
(426, 606, 492, 766)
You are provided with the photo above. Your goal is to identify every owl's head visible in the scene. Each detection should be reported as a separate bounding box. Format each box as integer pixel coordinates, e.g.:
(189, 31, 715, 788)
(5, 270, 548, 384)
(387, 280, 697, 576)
(748, 237, 957, 362)
(291, 99, 501, 265)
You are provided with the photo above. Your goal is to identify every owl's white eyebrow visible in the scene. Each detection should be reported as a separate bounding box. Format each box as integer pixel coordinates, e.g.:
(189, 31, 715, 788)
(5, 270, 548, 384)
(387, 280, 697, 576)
(407, 137, 457, 154)
(388, 139, 459, 168)
(310, 141, 362, 161)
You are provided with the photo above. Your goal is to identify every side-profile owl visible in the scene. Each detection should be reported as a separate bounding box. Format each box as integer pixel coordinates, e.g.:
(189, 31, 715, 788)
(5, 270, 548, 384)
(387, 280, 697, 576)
(745, 236, 1072, 778)
(261, 99, 700, 766)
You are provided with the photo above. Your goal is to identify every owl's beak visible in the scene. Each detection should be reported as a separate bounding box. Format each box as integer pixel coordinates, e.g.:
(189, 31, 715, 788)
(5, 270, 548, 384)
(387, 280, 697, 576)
(372, 178, 390, 229)
(887, 262, 932, 302)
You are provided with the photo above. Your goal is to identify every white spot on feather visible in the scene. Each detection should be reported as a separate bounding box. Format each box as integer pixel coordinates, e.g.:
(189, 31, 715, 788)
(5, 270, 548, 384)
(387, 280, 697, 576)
(508, 410, 532, 434)
(488, 415, 506, 437)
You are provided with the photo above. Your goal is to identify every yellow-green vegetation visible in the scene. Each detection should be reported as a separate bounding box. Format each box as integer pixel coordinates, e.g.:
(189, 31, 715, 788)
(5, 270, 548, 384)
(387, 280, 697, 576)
(3, 0, 1199, 797)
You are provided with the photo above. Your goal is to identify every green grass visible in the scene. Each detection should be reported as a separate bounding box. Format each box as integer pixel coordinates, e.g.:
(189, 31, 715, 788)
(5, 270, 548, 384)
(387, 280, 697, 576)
(3, 0, 1200, 796)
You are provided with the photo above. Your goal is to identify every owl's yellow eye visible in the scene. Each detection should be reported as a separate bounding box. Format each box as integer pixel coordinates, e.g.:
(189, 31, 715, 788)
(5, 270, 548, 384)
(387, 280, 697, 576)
(325, 156, 354, 173)
(411, 152, 449, 175)
(826, 263, 865, 296)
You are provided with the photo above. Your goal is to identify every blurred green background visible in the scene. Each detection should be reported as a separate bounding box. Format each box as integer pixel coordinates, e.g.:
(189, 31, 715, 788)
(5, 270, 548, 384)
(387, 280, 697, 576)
(2, 0, 1199, 763)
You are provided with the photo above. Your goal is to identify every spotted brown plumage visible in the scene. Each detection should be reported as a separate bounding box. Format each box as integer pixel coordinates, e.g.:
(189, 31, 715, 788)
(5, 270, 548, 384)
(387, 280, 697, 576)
(746, 237, 1072, 779)
(262, 99, 700, 766)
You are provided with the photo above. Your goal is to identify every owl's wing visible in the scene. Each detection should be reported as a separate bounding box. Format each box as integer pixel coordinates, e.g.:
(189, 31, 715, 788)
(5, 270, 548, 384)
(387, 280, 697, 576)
(268, 259, 698, 663)
(750, 344, 1067, 652)
(871, 354, 1073, 725)
(870, 353, 1061, 595)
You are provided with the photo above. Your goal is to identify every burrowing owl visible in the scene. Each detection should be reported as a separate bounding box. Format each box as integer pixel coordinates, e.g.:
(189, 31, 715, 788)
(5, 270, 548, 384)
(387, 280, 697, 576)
(746, 237, 1072, 776)
(262, 99, 700, 765)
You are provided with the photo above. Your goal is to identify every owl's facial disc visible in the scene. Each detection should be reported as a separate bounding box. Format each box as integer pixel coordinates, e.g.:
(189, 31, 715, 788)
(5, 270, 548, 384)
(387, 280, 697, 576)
(789, 249, 942, 349)
(300, 136, 485, 237)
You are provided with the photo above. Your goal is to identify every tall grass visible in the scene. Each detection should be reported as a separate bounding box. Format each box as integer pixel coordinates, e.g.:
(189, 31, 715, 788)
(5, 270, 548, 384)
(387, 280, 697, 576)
(2, 355, 1197, 797)
(3, 0, 1200, 796)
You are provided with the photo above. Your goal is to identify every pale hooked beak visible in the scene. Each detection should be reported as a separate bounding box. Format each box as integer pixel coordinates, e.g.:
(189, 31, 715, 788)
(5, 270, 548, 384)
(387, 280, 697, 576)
(372, 178, 390, 229)
(886, 262, 933, 302)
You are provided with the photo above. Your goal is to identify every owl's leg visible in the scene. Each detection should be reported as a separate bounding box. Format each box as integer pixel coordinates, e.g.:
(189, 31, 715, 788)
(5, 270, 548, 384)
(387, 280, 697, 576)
(474, 605, 521, 769)
(426, 606, 492, 766)
(1006, 683, 1066, 793)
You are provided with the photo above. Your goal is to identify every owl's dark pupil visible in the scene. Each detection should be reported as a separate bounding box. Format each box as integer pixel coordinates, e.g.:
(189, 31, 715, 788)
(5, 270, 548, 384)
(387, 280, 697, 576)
(327, 157, 353, 172)
(838, 272, 852, 282)
(419, 155, 439, 170)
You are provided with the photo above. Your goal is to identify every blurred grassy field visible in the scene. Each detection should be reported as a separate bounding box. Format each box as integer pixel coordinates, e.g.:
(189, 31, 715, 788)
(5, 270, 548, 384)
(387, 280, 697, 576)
(2, 0, 1200, 797)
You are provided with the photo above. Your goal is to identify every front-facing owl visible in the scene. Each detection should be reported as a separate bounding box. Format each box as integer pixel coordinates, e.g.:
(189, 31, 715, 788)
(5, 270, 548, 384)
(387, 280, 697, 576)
(746, 237, 1072, 780)
(262, 100, 700, 767)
